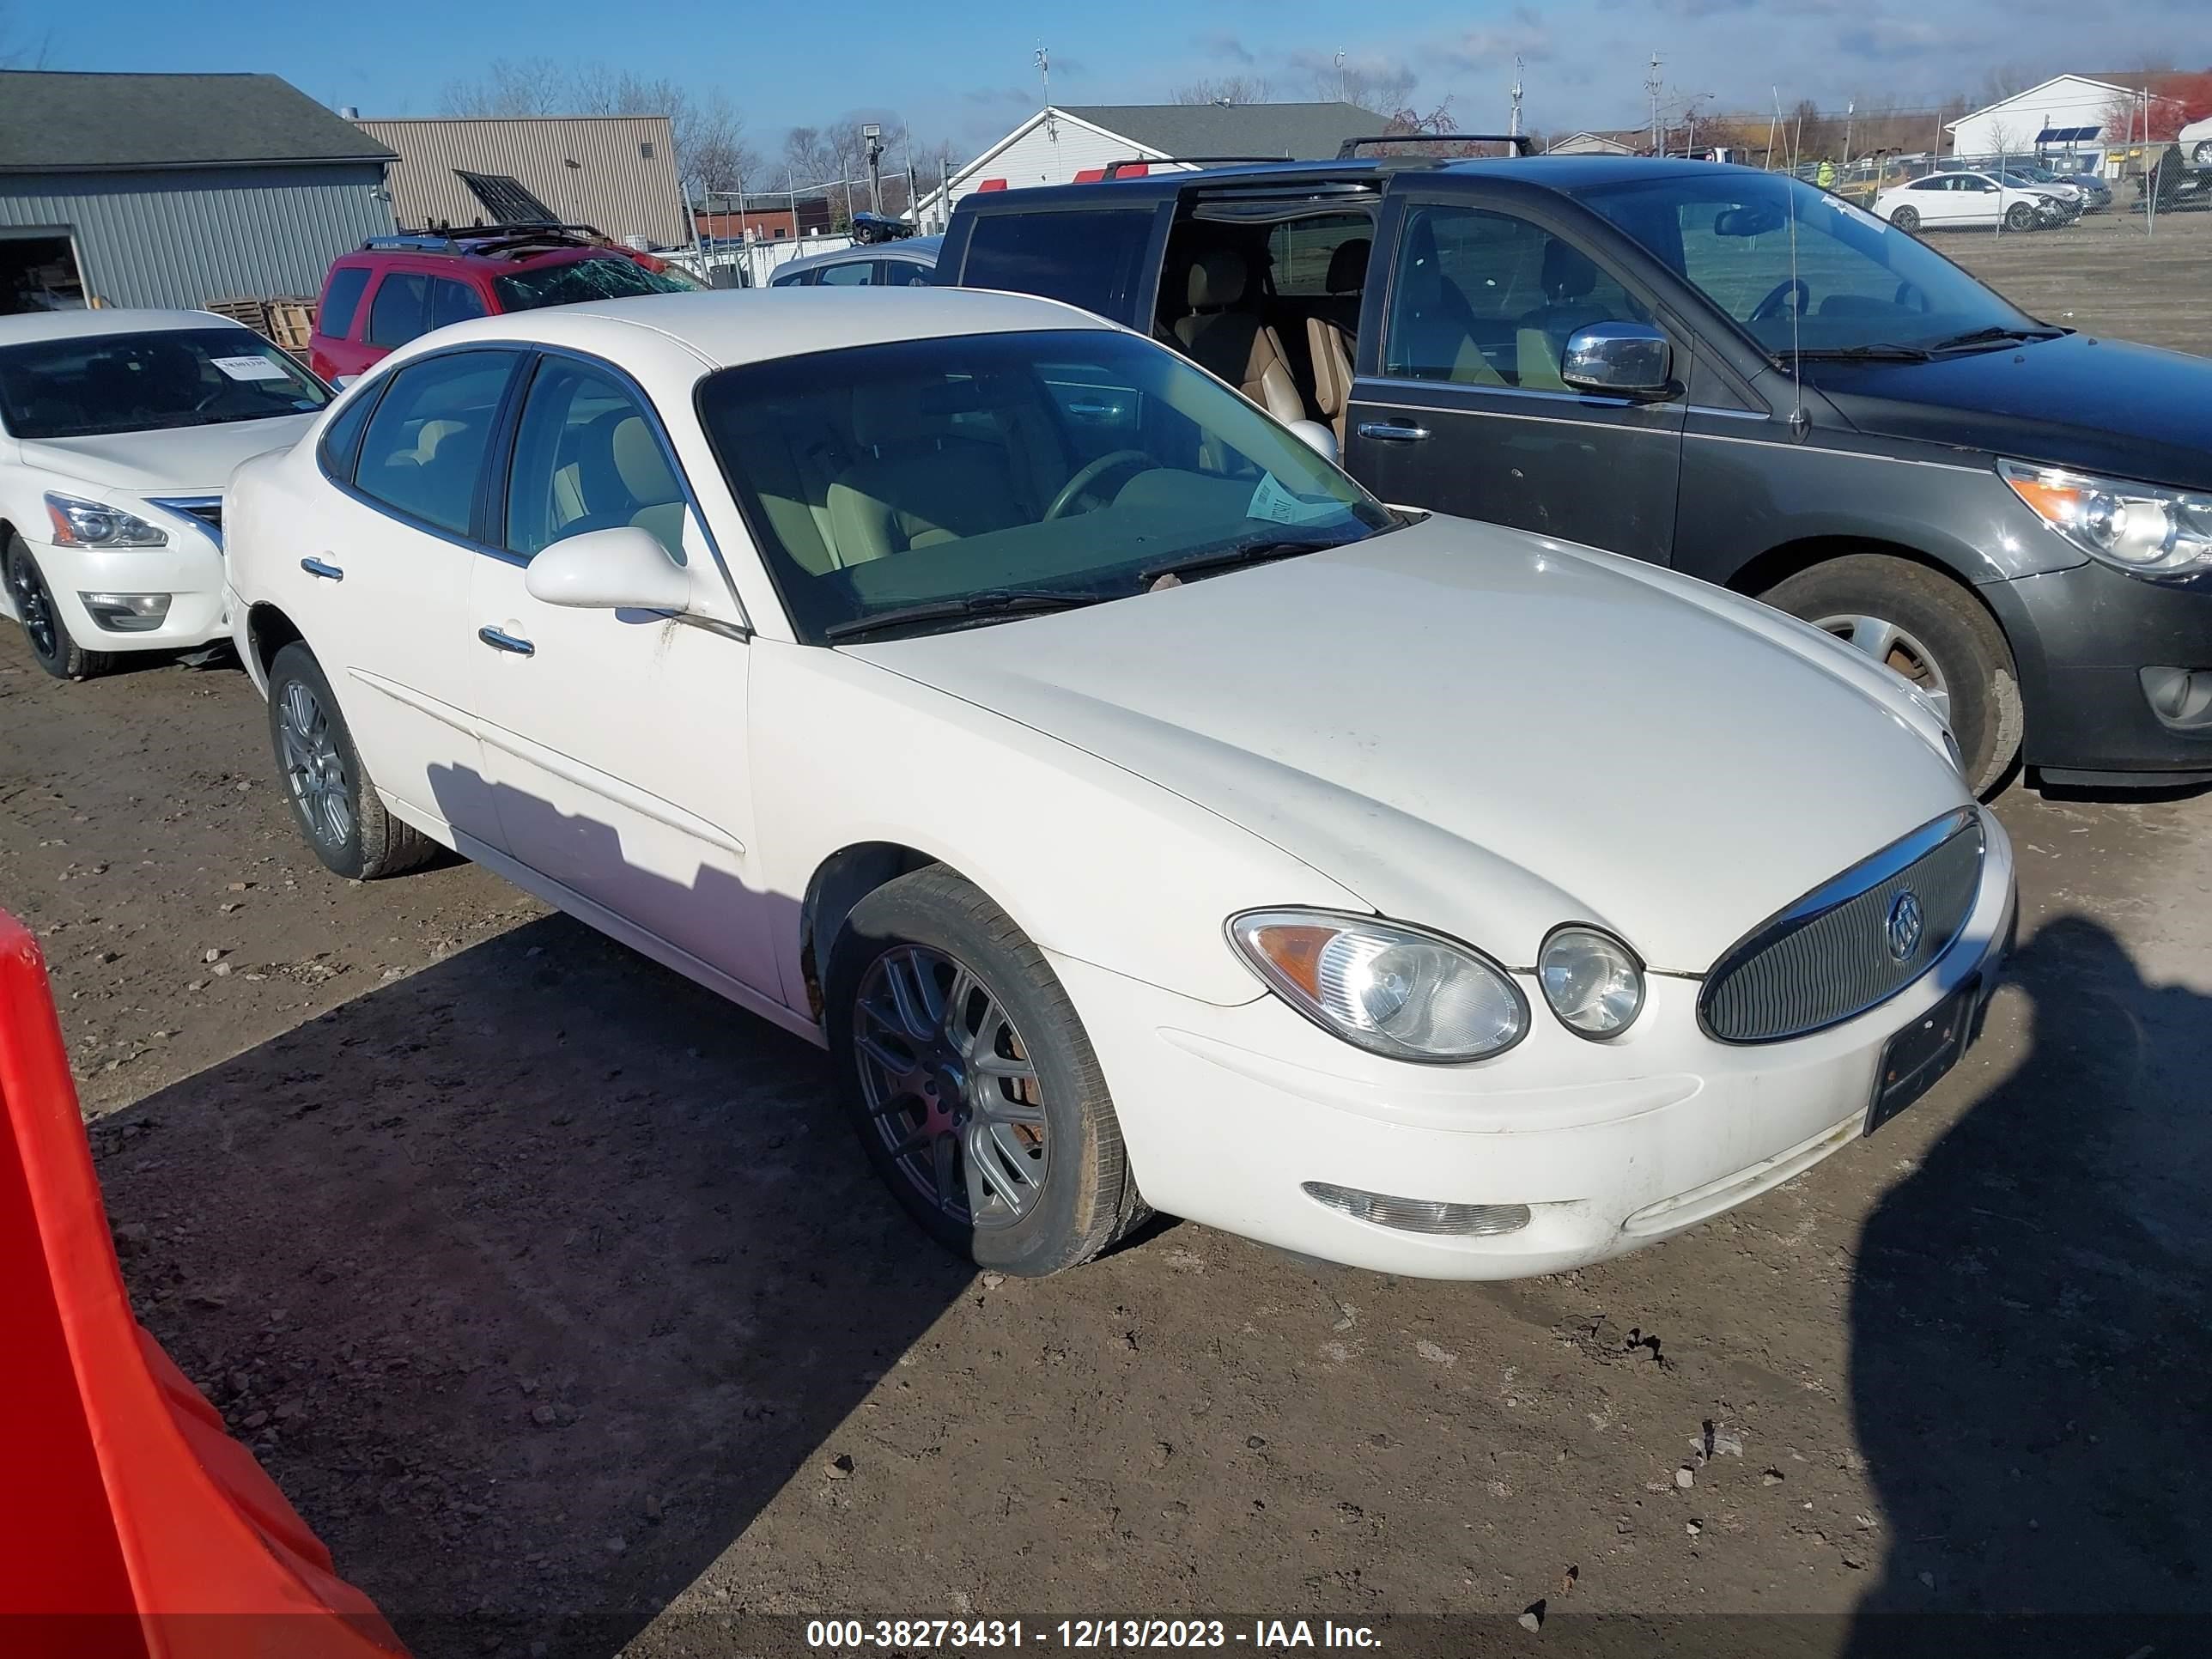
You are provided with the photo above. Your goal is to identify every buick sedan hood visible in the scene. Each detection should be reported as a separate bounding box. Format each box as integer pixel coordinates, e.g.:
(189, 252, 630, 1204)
(848, 515, 1968, 973)
(19, 415, 318, 495)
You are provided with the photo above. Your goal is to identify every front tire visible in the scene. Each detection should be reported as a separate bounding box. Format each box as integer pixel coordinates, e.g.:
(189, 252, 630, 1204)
(828, 866, 1146, 1276)
(1889, 205, 1920, 233)
(7, 533, 112, 682)
(1762, 555, 2021, 798)
(264, 641, 436, 880)
(2005, 201, 2037, 230)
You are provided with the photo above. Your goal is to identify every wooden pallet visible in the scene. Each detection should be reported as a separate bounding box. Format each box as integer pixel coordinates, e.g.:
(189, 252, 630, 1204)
(204, 296, 318, 352)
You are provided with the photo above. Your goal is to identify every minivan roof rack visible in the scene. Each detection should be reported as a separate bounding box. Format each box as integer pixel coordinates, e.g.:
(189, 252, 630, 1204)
(1100, 155, 1297, 179)
(1335, 133, 1533, 158)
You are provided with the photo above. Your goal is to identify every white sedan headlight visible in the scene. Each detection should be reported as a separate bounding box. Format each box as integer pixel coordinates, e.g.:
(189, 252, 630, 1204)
(2002, 460, 2212, 580)
(45, 491, 168, 549)
(1538, 925, 1645, 1038)
(1229, 909, 1528, 1063)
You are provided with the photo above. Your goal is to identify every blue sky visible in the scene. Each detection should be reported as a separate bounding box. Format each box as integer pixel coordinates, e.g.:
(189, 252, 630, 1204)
(16, 0, 2203, 158)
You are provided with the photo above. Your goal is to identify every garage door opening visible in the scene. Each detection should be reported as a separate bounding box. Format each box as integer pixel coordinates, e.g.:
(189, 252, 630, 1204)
(1, 233, 87, 314)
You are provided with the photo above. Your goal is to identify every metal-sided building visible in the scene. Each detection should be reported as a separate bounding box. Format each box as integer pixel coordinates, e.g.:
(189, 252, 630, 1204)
(349, 116, 688, 248)
(0, 70, 398, 313)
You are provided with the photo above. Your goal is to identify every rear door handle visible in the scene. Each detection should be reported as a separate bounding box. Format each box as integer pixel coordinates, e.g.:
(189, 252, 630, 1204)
(1356, 420, 1431, 443)
(300, 556, 343, 581)
(477, 626, 534, 657)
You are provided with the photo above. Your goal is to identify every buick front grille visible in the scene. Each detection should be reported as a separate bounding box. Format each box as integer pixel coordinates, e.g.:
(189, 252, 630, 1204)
(1699, 808, 1985, 1045)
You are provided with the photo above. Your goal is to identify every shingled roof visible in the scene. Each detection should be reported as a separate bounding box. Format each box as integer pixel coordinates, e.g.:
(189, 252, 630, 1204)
(1060, 102, 1390, 162)
(0, 71, 396, 173)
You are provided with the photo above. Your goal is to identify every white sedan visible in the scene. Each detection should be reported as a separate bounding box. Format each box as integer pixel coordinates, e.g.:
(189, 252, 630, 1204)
(1875, 170, 2060, 233)
(222, 291, 2015, 1279)
(0, 309, 331, 679)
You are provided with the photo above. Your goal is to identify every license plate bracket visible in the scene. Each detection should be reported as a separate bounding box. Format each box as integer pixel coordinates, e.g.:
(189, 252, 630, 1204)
(1866, 976, 1978, 1136)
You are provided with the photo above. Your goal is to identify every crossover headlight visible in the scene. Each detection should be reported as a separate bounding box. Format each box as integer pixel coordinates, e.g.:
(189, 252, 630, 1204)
(44, 492, 168, 549)
(1228, 909, 1528, 1063)
(1537, 925, 1645, 1038)
(2002, 460, 2212, 580)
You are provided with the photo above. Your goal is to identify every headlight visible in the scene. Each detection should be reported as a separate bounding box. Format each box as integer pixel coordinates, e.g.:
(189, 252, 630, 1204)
(1228, 909, 1528, 1063)
(44, 492, 168, 549)
(1537, 925, 1645, 1038)
(2001, 460, 2212, 580)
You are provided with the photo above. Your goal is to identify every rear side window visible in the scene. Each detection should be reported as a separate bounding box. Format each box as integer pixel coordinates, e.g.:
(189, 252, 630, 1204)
(817, 260, 877, 286)
(319, 267, 371, 340)
(367, 273, 428, 347)
(961, 210, 1155, 322)
(350, 351, 516, 536)
(1267, 215, 1374, 297)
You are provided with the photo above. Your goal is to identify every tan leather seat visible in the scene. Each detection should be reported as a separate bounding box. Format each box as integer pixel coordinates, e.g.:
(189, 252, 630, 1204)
(611, 416, 687, 554)
(1515, 241, 1615, 391)
(825, 381, 1027, 568)
(1385, 220, 1505, 388)
(1305, 237, 1370, 441)
(1171, 251, 1305, 423)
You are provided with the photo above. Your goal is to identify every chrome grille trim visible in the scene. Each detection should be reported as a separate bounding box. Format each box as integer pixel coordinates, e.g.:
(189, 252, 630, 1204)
(148, 495, 223, 550)
(1699, 808, 1985, 1045)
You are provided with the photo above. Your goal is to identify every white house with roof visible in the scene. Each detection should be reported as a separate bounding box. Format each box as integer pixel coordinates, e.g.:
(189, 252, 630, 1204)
(1946, 72, 2183, 161)
(912, 102, 1387, 229)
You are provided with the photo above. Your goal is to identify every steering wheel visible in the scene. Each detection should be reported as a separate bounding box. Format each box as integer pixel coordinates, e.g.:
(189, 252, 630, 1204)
(1894, 279, 1931, 313)
(1749, 276, 1809, 325)
(1044, 450, 1153, 520)
(191, 384, 229, 413)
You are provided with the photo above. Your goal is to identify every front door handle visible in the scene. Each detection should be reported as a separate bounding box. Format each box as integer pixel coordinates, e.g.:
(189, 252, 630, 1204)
(1356, 420, 1431, 443)
(477, 626, 535, 657)
(300, 556, 343, 581)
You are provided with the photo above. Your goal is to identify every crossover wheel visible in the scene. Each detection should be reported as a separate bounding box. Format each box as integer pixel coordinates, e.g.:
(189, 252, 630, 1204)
(1763, 555, 2021, 798)
(1888, 205, 1920, 234)
(264, 641, 436, 880)
(828, 866, 1146, 1276)
(2005, 201, 2038, 230)
(6, 532, 111, 682)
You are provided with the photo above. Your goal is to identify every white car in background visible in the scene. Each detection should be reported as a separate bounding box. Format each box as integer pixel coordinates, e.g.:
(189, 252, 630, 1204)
(1876, 170, 2063, 232)
(222, 290, 2015, 1279)
(0, 309, 331, 680)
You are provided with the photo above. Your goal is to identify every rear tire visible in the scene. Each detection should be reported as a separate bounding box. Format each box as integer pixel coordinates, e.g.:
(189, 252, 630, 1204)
(264, 641, 437, 880)
(1762, 555, 2021, 799)
(828, 866, 1146, 1277)
(7, 533, 112, 682)
(1889, 205, 1920, 233)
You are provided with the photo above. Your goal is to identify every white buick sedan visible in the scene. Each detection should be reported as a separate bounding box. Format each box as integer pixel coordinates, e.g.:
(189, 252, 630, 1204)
(224, 290, 2015, 1279)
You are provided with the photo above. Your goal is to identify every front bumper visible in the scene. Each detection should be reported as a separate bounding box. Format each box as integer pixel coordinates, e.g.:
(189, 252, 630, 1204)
(1988, 558, 2212, 783)
(7, 532, 229, 653)
(1057, 815, 2015, 1279)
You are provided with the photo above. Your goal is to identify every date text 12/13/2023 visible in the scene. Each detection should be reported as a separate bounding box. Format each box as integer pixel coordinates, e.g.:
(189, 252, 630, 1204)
(804, 1619, 1383, 1650)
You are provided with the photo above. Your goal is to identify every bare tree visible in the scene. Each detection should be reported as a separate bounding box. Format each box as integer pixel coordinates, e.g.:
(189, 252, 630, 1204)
(1171, 76, 1272, 106)
(439, 57, 568, 118)
(1310, 59, 1415, 113)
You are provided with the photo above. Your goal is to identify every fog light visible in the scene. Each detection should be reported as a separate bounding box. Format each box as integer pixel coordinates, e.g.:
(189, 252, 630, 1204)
(2140, 666, 2212, 731)
(1301, 1181, 1530, 1236)
(78, 592, 170, 632)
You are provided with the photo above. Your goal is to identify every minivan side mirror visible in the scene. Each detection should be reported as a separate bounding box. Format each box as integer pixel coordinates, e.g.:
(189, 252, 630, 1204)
(523, 526, 693, 613)
(1560, 322, 1674, 398)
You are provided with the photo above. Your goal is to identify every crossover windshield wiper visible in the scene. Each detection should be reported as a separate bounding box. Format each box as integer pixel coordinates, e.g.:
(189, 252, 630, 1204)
(1923, 324, 2066, 352)
(1138, 538, 1347, 586)
(823, 588, 1103, 642)
(1784, 343, 1932, 362)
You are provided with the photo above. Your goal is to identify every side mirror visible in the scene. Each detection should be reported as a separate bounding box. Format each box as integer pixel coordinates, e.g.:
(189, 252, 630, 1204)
(1285, 419, 1340, 465)
(1560, 322, 1673, 398)
(523, 525, 692, 613)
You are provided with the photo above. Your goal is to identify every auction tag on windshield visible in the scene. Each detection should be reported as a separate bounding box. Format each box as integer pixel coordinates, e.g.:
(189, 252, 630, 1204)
(210, 355, 288, 382)
(1247, 472, 1348, 527)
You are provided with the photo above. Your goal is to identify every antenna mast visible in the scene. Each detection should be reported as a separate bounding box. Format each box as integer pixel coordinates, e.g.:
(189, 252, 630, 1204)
(1509, 56, 1525, 140)
(1036, 46, 1055, 140)
(1646, 53, 1663, 154)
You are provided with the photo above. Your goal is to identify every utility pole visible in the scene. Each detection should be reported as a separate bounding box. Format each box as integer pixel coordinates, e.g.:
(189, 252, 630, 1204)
(862, 122, 884, 217)
(1037, 46, 1055, 142)
(1334, 49, 1346, 104)
(1842, 100, 1856, 167)
(1509, 55, 1524, 141)
(1645, 53, 1663, 155)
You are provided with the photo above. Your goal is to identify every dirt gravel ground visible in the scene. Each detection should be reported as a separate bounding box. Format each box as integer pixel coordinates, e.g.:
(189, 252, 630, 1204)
(5, 230, 2212, 1656)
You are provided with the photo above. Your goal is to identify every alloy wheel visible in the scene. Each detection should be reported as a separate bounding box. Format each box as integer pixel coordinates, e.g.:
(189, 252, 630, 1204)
(1816, 612, 1952, 723)
(852, 943, 1049, 1230)
(276, 679, 354, 848)
(9, 550, 58, 663)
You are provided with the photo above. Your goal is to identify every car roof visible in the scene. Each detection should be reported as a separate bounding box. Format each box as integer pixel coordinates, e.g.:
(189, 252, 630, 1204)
(382, 287, 1113, 376)
(0, 307, 251, 347)
(775, 235, 943, 277)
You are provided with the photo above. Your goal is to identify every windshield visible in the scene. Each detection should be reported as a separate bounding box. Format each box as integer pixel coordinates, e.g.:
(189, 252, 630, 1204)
(696, 328, 1395, 644)
(1575, 171, 2042, 356)
(493, 253, 703, 312)
(0, 325, 329, 441)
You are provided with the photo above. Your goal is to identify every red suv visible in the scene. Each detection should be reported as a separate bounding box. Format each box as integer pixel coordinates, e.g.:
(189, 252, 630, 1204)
(307, 225, 703, 383)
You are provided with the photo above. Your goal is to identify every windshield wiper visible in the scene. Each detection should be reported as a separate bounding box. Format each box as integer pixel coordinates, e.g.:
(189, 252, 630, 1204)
(823, 588, 1102, 642)
(1785, 343, 1931, 362)
(1923, 324, 2065, 352)
(1138, 538, 1346, 586)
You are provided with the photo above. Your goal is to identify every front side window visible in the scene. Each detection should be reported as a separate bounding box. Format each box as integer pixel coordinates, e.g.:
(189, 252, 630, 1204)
(350, 351, 516, 537)
(492, 253, 702, 312)
(319, 266, 372, 339)
(368, 272, 429, 347)
(0, 326, 329, 440)
(696, 327, 1394, 644)
(426, 276, 489, 331)
(1382, 204, 1650, 389)
(506, 356, 687, 562)
(817, 260, 877, 286)
(1575, 170, 2042, 356)
(960, 210, 1155, 320)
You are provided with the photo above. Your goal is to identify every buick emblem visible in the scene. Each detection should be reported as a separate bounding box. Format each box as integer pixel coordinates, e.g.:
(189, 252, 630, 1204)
(1886, 890, 1925, 962)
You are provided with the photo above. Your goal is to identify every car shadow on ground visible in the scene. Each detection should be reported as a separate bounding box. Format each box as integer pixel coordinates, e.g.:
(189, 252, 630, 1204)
(92, 789, 973, 1656)
(1848, 914, 2212, 1644)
